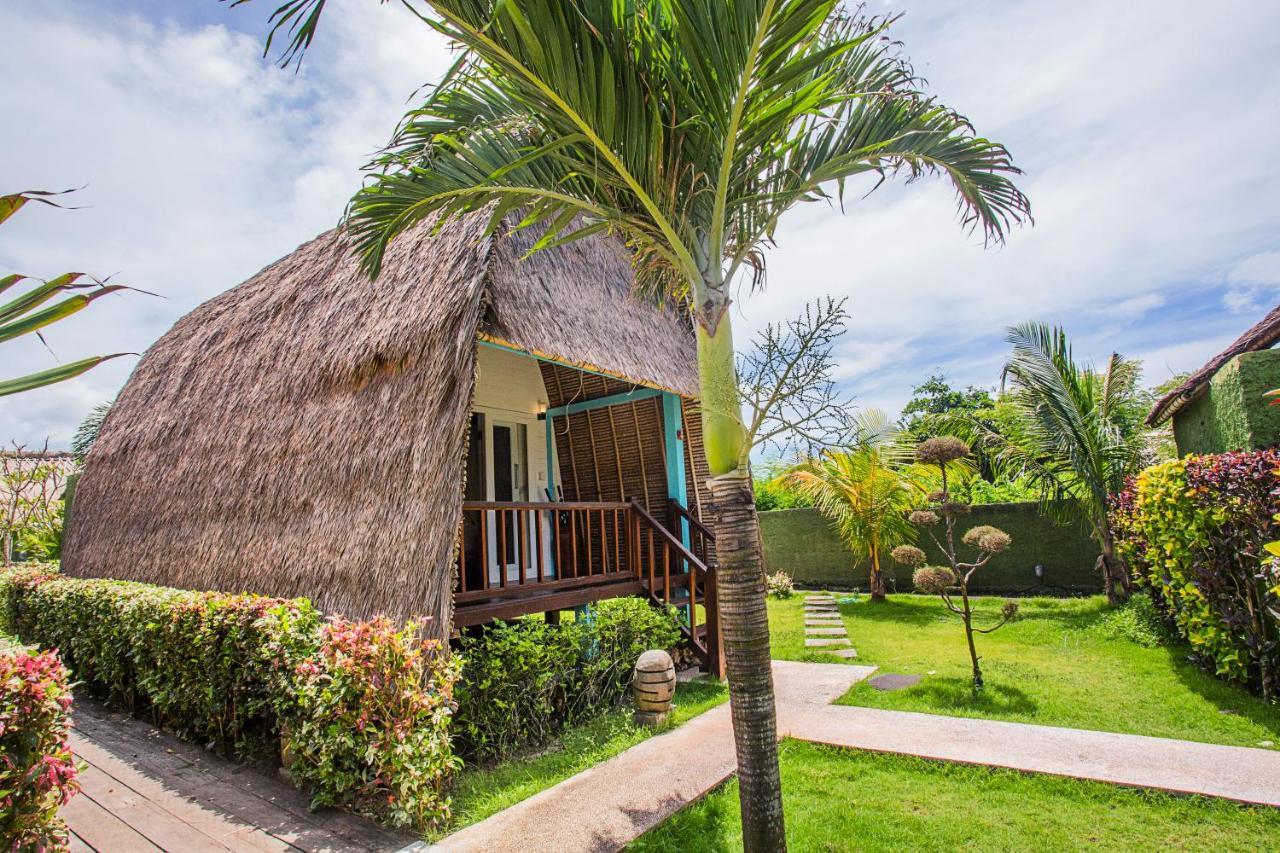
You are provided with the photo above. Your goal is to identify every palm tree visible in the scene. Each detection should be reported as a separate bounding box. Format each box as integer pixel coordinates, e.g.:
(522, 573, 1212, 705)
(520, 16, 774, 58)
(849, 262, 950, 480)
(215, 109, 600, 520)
(235, 3, 1031, 847)
(980, 323, 1143, 604)
(785, 412, 925, 601)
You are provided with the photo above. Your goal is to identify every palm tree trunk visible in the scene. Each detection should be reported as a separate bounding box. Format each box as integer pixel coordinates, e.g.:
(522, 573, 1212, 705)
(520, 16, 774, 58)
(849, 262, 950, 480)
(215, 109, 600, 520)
(1097, 525, 1130, 605)
(868, 544, 886, 601)
(696, 310, 786, 853)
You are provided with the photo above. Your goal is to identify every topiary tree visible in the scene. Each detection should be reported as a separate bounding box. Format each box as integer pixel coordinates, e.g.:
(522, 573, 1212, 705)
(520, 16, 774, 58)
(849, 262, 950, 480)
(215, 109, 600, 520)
(894, 436, 1018, 690)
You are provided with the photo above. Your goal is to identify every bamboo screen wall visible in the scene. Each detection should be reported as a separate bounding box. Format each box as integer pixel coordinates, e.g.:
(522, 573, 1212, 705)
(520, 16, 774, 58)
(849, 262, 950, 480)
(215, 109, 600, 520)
(537, 362, 711, 528)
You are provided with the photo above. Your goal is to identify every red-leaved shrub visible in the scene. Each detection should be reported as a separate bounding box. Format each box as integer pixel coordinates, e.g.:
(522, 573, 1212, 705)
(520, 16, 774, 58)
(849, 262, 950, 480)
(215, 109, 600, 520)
(0, 646, 80, 850)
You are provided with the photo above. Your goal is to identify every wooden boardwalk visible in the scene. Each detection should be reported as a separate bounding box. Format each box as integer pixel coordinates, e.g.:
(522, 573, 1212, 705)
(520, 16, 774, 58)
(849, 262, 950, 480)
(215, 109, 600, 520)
(64, 699, 418, 852)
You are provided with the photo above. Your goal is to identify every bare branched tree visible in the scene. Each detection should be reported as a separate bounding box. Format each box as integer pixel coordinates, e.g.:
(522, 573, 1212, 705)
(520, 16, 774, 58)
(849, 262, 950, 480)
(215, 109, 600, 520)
(739, 297, 855, 459)
(1, 443, 71, 565)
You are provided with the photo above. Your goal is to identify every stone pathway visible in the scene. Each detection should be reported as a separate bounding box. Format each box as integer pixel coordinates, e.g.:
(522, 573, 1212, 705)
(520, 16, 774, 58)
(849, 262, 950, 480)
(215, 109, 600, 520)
(435, 660, 1280, 852)
(803, 595, 854, 655)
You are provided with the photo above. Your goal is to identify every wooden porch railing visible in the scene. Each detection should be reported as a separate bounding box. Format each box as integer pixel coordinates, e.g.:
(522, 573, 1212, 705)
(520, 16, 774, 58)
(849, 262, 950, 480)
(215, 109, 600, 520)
(631, 501, 722, 677)
(456, 499, 722, 676)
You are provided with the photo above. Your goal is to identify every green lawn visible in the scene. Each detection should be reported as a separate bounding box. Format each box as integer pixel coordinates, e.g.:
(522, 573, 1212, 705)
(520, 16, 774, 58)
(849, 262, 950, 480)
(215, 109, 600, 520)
(769, 593, 1280, 749)
(432, 677, 728, 840)
(633, 739, 1280, 852)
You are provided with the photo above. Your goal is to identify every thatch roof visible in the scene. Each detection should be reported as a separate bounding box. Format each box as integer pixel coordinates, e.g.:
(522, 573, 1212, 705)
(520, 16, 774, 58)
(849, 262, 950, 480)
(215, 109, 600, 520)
(61, 213, 698, 634)
(1147, 302, 1280, 426)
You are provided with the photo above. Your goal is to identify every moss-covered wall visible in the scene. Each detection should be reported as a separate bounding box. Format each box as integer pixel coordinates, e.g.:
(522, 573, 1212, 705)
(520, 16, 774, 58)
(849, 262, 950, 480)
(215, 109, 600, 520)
(759, 503, 1100, 594)
(1173, 350, 1280, 456)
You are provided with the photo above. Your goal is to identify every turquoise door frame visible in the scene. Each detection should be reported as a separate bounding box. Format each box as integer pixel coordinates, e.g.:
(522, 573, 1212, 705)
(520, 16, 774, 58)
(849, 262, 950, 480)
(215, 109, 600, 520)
(662, 392, 691, 548)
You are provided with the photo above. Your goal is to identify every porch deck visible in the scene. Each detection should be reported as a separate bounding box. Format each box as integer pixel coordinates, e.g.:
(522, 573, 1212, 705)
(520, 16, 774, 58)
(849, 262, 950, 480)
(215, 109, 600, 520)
(453, 498, 723, 675)
(63, 698, 414, 852)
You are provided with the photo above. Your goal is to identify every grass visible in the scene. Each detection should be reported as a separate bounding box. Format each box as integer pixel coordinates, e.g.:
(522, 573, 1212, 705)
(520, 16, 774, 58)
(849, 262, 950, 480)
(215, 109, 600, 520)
(633, 739, 1280, 852)
(430, 677, 728, 840)
(769, 593, 1280, 749)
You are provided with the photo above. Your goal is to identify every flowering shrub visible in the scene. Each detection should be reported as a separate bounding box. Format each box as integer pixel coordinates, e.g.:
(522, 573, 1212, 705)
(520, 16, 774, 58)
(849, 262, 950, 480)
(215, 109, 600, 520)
(0, 645, 80, 849)
(453, 597, 682, 759)
(0, 568, 461, 831)
(1, 567, 317, 758)
(1111, 450, 1280, 700)
(765, 571, 795, 599)
(279, 617, 459, 829)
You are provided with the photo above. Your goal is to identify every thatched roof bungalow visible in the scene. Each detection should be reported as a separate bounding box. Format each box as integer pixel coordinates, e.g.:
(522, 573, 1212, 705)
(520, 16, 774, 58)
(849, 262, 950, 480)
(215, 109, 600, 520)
(62, 214, 719, 666)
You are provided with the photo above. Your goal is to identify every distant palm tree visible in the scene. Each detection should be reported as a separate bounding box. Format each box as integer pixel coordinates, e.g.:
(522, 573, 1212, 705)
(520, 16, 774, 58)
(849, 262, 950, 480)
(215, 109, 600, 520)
(230, 3, 1031, 847)
(785, 412, 928, 601)
(981, 323, 1143, 604)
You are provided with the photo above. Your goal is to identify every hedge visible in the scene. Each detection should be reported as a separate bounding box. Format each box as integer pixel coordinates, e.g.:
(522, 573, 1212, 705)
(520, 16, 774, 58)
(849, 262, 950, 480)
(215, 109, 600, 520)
(1111, 450, 1280, 700)
(454, 597, 683, 759)
(759, 503, 1101, 593)
(0, 643, 80, 849)
(0, 567, 458, 830)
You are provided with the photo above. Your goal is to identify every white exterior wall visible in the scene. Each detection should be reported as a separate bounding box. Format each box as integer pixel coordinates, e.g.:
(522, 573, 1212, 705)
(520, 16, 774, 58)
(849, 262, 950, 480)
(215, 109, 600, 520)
(471, 343, 558, 581)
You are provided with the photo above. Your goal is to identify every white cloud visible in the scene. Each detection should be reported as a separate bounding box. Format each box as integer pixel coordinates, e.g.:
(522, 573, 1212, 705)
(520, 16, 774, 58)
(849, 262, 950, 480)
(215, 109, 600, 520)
(2, 0, 1279, 445)
(0, 0, 453, 446)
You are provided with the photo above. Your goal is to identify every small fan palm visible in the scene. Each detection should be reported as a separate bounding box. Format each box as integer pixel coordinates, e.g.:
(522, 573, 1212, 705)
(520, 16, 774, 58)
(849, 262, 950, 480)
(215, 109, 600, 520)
(786, 411, 926, 600)
(976, 323, 1143, 603)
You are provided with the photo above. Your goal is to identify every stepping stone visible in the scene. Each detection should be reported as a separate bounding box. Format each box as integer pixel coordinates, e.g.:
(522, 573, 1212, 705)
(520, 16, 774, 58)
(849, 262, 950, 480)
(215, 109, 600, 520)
(827, 648, 859, 659)
(805, 637, 851, 647)
(805, 618, 842, 626)
(867, 673, 922, 692)
(804, 605, 839, 613)
(805, 627, 847, 636)
(804, 596, 835, 603)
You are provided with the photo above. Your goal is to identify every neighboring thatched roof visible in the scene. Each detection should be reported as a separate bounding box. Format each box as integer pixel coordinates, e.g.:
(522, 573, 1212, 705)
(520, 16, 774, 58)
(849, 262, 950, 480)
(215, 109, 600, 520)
(1147, 302, 1280, 426)
(61, 213, 698, 634)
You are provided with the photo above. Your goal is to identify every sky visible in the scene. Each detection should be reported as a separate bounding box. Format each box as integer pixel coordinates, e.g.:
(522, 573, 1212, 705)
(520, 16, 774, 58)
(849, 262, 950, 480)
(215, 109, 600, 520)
(3, 0, 1279, 448)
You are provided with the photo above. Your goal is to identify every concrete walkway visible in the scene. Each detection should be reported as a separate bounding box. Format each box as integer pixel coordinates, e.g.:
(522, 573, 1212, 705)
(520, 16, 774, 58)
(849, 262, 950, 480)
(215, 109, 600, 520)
(434, 660, 1280, 852)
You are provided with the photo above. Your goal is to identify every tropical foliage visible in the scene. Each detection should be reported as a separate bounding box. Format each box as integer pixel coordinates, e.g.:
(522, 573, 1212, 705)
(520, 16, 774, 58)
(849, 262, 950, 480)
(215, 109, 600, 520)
(785, 412, 929, 600)
(232, 2, 1030, 845)
(961, 323, 1147, 603)
(452, 598, 682, 760)
(71, 400, 113, 462)
(0, 567, 460, 830)
(1111, 450, 1280, 701)
(894, 436, 1018, 690)
(0, 643, 80, 850)
(1, 190, 130, 397)
(1, 448, 70, 566)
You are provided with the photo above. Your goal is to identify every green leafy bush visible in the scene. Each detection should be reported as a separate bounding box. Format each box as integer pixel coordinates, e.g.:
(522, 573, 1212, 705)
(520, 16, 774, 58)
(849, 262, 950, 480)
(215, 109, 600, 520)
(1, 567, 310, 757)
(0, 644, 80, 849)
(1112, 451, 1280, 700)
(0, 568, 460, 830)
(1086, 594, 1168, 648)
(453, 597, 682, 760)
(280, 616, 460, 828)
(753, 476, 812, 511)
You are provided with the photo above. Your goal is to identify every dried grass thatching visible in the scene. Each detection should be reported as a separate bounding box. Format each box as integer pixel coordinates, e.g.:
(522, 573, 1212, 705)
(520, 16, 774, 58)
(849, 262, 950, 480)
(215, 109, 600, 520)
(62, 214, 699, 635)
(1147, 302, 1280, 426)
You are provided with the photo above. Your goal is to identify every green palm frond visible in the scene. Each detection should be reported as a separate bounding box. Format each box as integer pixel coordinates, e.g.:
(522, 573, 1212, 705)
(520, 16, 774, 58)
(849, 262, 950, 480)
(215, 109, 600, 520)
(341, 0, 1029, 308)
(1, 191, 132, 397)
(986, 322, 1145, 535)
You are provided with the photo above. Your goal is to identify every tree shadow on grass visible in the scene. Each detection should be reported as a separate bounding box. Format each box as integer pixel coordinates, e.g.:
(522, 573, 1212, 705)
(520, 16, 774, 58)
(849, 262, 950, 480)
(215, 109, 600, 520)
(1160, 643, 1280, 742)
(840, 597, 946, 627)
(846, 676, 1040, 717)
